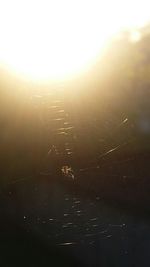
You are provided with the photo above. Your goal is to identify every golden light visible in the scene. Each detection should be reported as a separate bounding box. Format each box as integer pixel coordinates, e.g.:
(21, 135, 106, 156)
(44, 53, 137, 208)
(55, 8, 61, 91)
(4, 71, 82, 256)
(0, 0, 149, 81)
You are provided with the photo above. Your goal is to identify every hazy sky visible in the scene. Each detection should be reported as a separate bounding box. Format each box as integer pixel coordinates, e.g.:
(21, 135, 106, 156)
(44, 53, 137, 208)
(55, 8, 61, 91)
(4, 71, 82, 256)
(0, 0, 149, 80)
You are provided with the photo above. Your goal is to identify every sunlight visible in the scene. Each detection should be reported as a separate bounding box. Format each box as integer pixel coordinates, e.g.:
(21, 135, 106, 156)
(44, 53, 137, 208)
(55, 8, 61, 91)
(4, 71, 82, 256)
(0, 0, 149, 81)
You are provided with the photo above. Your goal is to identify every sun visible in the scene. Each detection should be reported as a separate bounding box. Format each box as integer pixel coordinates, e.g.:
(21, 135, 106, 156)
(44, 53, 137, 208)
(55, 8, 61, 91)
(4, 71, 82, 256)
(0, 0, 149, 82)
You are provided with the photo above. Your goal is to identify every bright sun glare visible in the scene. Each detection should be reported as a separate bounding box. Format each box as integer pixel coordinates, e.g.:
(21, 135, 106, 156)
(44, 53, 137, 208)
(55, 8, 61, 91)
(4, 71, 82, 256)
(0, 0, 149, 81)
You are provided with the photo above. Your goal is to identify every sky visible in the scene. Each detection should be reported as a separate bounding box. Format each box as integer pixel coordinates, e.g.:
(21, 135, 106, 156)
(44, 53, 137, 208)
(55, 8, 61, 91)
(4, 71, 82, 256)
(0, 0, 149, 81)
